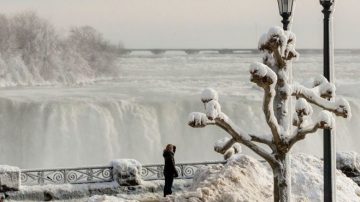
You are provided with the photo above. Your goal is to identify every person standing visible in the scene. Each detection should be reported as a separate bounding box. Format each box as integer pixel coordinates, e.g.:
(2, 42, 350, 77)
(163, 144, 178, 197)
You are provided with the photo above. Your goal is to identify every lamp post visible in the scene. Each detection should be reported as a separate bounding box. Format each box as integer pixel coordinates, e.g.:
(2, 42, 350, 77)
(277, 0, 295, 30)
(320, 0, 335, 201)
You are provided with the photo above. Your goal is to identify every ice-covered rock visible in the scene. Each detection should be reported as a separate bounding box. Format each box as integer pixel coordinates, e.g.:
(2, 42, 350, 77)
(0, 165, 20, 192)
(111, 159, 142, 186)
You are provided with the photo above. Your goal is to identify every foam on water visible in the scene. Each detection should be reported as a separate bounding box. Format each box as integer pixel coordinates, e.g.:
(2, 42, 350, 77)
(0, 52, 359, 168)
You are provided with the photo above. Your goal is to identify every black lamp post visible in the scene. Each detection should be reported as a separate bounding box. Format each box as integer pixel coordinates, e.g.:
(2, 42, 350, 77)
(320, 0, 335, 201)
(277, 0, 295, 30)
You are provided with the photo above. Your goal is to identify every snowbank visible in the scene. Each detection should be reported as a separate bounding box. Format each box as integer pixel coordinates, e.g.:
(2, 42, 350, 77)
(291, 154, 360, 201)
(169, 154, 360, 202)
(168, 154, 272, 202)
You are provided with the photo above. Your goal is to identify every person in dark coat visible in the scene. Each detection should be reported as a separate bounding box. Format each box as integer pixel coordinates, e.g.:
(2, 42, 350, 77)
(163, 144, 178, 197)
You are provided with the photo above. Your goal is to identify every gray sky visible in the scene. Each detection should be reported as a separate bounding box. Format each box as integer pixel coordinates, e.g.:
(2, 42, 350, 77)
(2, 0, 360, 49)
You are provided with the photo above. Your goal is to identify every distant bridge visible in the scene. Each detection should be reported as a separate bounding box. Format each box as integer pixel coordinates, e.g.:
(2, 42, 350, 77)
(118, 49, 360, 55)
(119, 49, 259, 55)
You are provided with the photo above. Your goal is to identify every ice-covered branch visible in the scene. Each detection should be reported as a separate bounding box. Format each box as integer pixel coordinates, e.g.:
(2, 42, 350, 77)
(250, 62, 281, 144)
(292, 83, 351, 118)
(288, 110, 335, 148)
(190, 88, 277, 165)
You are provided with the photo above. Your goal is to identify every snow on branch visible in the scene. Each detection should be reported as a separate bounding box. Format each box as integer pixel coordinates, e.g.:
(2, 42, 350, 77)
(312, 75, 336, 100)
(293, 98, 313, 129)
(201, 88, 219, 103)
(295, 98, 313, 117)
(289, 110, 335, 147)
(250, 62, 277, 87)
(188, 112, 214, 128)
(292, 83, 351, 118)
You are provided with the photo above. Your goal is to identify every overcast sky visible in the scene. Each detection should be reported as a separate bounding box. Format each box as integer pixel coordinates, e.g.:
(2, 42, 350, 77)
(2, 0, 360, 49)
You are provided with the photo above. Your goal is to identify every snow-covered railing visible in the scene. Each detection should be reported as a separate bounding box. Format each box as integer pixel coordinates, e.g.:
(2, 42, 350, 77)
(141, 161, 226, 181)
(21, 166, 113, 186)
(20, 161, 226, 186)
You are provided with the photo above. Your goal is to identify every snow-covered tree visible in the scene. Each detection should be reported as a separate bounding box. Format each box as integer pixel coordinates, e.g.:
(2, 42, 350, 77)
(0, 12, 124, 86)
(188, 26, 351, 202)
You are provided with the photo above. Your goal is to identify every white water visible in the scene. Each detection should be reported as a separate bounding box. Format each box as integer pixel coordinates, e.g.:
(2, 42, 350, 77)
(0, 51, 359, 169)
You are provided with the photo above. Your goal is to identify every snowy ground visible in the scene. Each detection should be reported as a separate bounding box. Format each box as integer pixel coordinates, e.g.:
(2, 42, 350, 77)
(5, 180, 191, 201)
(5, 153, 360, 202)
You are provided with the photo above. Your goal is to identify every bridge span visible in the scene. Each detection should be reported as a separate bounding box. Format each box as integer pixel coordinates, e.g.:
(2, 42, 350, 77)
(119, 48, 259, 55)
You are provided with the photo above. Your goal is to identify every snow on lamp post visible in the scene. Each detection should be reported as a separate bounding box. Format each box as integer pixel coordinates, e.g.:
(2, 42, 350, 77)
(277, 0, 295, 31)
(320, 0, 336, 201)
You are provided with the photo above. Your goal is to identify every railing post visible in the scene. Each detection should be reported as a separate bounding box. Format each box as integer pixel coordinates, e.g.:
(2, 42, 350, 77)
(63, 169, 67, 184)
(38, 171, 44, 185)
(87, 169, 93, 182)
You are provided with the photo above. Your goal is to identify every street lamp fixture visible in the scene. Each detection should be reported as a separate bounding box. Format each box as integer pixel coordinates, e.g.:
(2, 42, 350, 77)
(320, 0, 335, 201)
(277, 0, 295, 30)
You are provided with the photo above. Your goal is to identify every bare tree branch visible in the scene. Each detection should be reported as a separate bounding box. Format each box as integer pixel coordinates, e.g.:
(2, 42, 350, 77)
(214, 138, 236, 154)
(250, 63, 281, 145)
(249, 133, 273, 146)
(288, 110, 335, 148)
(214, 114, 277, 166)
(288, 122, 320, 149)
(292, 84, 351, 118)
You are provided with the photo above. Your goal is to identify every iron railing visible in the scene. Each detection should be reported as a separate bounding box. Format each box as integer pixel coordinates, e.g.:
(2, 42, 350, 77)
(21, 166, 113, 186)
(141, 161, 226, 181)
(21, 161, 226, 186)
